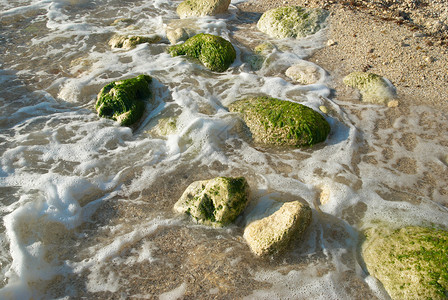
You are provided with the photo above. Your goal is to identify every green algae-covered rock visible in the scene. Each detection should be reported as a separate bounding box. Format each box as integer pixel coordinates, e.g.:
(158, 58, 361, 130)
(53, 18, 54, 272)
(244, 201, 312, 256)
(343, 72, 396, 104)
(174, 177, 250, 227)
(108, 34, 161, 50)
(168, 33, 236, 72)
(177, 0, 231, 19)
(362, 226, 448, 300)
(257, 6, 329, 39)
(95, 75, 152, 126)
(228, 96, 330, 147)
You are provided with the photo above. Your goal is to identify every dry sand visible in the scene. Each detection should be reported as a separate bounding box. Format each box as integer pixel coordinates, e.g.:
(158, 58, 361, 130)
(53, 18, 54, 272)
(236, 0, 448, 111)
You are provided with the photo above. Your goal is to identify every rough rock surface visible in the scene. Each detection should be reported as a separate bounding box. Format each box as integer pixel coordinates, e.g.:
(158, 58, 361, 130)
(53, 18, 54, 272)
(95, 75, 152, 126)
(343, 71, 396, 104)
(285, 62, 322, 85)
(166, 19, 200, 44)
(177, 0, 231, 19)
(108, 34, 161, 49)
(362, 226, 448, 300)
(168, 33, 236, 72)
(244, 201, 312, 256)
(228, 96, 330, 147)
(257, 6, 329, 39)
(174, 177, 250, 227)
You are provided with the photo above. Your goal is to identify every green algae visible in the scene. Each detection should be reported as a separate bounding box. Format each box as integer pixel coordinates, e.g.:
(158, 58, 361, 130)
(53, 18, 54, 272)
(257, 6, 329, 39)
(362, 226, 448, 300)
(168, 33, 236, 72)
(228, 96, 330, 147)
(95, 74, 152, 126)
(174, 177, 250, 227)
(343, 71, 396, 104)
(108, 34, 161, 49)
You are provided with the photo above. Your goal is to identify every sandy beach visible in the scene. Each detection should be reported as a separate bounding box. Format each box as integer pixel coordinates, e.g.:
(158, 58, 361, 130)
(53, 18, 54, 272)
(236, 0, 448, 110)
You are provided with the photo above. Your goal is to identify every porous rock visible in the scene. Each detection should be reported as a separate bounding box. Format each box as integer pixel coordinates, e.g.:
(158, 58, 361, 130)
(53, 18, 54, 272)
(108, 34, 161, 50)
(177, 0, 231, 19)
(228, 96, 330, 147)
(362, 226, 448, 300)
(168, 33, 236, 72)
(285, 62, 322, 85)
(343, 71, 396, 104)
(95, 75, 152, 126)
(244, 201, 312, 256)
(174, 177, 250, 227)
(257, 6, 329, 39)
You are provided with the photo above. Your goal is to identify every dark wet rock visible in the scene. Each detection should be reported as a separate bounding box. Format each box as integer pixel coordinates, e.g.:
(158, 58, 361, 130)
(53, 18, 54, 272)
(174, 177, 250, 227)
(228, 96, 330, 147)
(362, 226, 448, 300)
(257, 6, 329, 39)
(95, 75, 152, 126)
(168, 33, 236, 72)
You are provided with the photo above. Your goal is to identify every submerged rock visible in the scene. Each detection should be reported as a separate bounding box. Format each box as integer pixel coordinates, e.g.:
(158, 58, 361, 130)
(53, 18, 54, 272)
(108, 34, 161, 50)
(168, 33, 236, 72)
(228, 96, 330, 147)
(362, 226, 448, 300)
(177, 0, 231, 19)
(285, 62, 322, 85)
(174, 177, 250, 227)
(244, 201, 312, 256)
(244, 42, 277, 71)
(95, 75, 152, 126)
(343, 72, 396, 104)
(257, 6, 329, 39)
(166, 19, 200, 44)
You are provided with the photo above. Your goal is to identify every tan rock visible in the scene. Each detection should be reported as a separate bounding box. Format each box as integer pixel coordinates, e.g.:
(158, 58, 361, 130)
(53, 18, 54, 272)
(244, 201, 312, 256)
(177, 0, 231, 19)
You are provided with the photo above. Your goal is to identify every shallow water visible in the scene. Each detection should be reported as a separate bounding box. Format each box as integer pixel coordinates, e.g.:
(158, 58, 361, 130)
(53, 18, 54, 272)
(1, 0, 448, 298)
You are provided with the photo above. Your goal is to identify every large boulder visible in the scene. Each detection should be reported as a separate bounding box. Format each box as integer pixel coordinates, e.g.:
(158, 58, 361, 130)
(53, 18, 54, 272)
(168, 33, 236, 72)
(95, 75, 152, 126)
(244, 201, 312, 256)
(343, 72, 396, 104)
(362, 226, 448, 300)
(174, 177, 250, 227)
(108, 34, 161, 50)
(228, 96, 330, 147)
(177, 0, 231, 19)
(257, 6, 329, 39)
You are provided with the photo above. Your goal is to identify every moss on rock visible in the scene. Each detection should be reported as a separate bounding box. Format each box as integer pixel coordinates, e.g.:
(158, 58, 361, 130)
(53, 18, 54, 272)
(244, 201, 312, 256)
(108, 34, 161, 50)
(362, 226, 448, 300)
(257, 6, 329, 39)
(174, 177, 250, 227)
(228, 96, 330, 147)
(343, 71, 396, 104)
(176, 0, 231, 19)
(95, 74, 152, 126)
(168, 33, 236, 72)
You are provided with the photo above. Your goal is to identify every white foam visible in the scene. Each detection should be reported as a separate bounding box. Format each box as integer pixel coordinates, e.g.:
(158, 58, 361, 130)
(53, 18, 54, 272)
(159, 282, 187, 300)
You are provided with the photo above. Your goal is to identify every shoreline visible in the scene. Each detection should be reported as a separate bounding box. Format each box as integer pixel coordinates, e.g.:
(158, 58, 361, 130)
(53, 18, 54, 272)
(235, 0, 448, 111)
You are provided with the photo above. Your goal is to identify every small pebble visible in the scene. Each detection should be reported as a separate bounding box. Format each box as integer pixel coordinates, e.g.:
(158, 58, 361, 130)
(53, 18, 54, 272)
(423, 56, 434, 63)
(387, 100, 399, 108)
(319, 105, 329, 114)
(327, 39, 337, 46)
(413, 32, 425, 37)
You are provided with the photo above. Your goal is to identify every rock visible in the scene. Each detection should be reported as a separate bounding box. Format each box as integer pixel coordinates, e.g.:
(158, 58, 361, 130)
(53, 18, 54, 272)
(176, 0, 231, 19)
(166, 19, 200, 44)
(228, 96, 330, 147)
(343, 72, 396, 104)
(244, 42, 276, 71)
(174, 177, 250, 227)
(108, 34, 161, 50)
(319, 105, 329, 114)
(362, 226, 448, 300)
(387, 100, 399, 108)
(244, 201, 312, 256)
(257, 6, 329, 39)
(95, 75, 152, 126)
(285, 62, 322, 85)
(168, 33, 236, 72)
